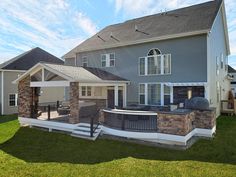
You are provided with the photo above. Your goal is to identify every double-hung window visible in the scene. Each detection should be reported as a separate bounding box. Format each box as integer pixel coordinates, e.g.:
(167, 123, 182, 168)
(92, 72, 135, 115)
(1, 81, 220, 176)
(101, 53, 115, 67)
(139, 54, 171, 75)
(139, 83, 171, 105)
(81, 86, 92, 96)
(139, 84, 145, 104)
(9, 93, 18, 106)
(82, 57, 88, 67)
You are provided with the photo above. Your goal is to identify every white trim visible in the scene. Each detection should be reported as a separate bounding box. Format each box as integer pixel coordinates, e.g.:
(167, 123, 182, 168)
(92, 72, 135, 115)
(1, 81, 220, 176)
(103, 108, 157, 116)
(1, 71, 4, 115)
(114, 85, 119, 106)
(147, 48, 162, 55)
(42, 68, 45, 82)
(79, 82, 128, 87)
(18, 116, 216, 146)
(170, 86, 174, 103)
(144, 83, 148, 105)
(0, 69, 26, 72)
(160, 83, 164, 106)
(165, 82, 207, 86)
(123, 84, 127, 107)
(8, 93, 18, 107)
(13, 63, 74, 84)
(30, 81, 70, 87)
(63, 30, 209, 58)
(102, 125, 216, 145)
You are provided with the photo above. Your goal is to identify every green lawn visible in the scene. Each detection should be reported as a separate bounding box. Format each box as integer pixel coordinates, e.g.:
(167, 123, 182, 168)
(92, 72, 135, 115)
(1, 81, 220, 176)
(0, 115, 236, 177)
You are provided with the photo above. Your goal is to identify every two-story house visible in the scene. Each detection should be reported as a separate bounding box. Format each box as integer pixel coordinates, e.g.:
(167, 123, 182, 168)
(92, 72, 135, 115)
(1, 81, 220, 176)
(63, 0, 230, 116)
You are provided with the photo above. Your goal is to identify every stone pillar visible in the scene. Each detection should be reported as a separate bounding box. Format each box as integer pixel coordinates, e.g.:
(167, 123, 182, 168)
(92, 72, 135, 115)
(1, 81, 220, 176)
(18, 76, 33, 118)
(157, 111, 195, 136)
(193, 109, 216, 129)
(69, 82, 80, 123)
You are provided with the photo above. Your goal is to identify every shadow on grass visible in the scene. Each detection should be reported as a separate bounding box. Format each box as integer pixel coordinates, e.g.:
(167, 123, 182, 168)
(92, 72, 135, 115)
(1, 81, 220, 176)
(0, 114, 18, 123)
(0, 117, 236, 165)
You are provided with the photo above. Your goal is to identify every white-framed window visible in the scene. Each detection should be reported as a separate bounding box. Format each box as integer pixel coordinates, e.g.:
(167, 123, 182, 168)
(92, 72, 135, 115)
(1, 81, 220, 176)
(139, 83, 171, 105)
(9, 93, 17, 107)
(216, 81, 220, 103)
(82, 56, 88, 67)
(225, 55, 228, 72)
(101, 53, 115, 67)
(81, 86, 92, 96)
(148, 84, 161, 105)
(139, 54, 171, 75)
(139, 84, 145, 104)
(216, 56, 220, 75)
(220, 53, 224, 69)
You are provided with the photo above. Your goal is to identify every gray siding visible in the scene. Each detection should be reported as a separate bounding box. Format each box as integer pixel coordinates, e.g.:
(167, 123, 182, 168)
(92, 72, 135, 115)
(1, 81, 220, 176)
(72, 35, 207, 104)
(207, 7, 230, 116)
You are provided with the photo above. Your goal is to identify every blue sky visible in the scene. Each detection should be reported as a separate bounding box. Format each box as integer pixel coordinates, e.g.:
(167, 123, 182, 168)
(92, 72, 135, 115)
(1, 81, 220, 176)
(0, 0, 235, 68)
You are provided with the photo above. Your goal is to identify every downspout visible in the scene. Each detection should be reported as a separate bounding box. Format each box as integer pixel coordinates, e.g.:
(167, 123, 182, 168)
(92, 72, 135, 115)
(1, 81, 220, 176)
(1, 71, 4, 115)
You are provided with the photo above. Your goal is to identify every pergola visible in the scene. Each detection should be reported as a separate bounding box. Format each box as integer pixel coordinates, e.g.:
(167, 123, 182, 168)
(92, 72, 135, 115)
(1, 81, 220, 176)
(13, 62, 129, 123)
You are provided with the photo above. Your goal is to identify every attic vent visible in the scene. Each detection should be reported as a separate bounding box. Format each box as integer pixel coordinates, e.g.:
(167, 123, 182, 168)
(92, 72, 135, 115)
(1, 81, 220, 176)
(110, 32, 119, 42)
(97, 35, 105, 42)
(134, 25, 149, 35)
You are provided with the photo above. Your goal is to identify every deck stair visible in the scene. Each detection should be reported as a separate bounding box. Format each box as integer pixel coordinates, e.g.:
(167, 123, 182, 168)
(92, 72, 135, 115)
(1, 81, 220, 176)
(71, 123, 102, 141)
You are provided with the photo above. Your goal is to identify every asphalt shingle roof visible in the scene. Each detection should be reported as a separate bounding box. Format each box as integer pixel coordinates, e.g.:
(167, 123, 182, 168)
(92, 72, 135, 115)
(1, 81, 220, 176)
(42, 63, 128, 82)
(0, 47, 64, 70)
(63, 0, 222, 58)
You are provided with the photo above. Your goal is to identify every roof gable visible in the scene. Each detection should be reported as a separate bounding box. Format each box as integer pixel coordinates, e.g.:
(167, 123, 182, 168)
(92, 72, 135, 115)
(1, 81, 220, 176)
(0, 47, 64, 70)
(63, 0, 222, 58)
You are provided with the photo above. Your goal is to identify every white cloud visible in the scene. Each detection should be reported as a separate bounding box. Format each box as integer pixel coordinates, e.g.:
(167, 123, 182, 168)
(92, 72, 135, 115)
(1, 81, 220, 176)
(0, 0, 97, 62)
(74, 12, 98, 36)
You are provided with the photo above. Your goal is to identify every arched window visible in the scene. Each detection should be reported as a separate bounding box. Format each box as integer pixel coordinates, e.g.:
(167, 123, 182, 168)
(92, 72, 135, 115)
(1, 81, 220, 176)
(147, 48, 161, 56)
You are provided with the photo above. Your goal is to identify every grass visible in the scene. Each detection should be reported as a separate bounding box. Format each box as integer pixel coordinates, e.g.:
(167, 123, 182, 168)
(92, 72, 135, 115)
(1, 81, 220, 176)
(0, 115, 236, 177)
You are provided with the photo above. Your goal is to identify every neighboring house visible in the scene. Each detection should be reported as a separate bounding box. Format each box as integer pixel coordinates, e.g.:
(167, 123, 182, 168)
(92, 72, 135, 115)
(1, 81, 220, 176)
(228, 65, 236, 97)
(0, 47, 64, 115)
(63, 0, 231, 116)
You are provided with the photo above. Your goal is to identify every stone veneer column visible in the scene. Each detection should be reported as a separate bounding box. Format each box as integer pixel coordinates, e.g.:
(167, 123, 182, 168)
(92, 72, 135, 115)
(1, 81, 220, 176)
(69, 82, 80, 123)
(18, 76, 33, 118)
(157, 112, 195, 136)
(193, 109, 216, 129)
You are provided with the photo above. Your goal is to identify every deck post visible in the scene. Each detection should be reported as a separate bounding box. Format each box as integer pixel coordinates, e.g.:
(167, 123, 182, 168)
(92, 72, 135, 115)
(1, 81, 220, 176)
(48, 105, 50, 120)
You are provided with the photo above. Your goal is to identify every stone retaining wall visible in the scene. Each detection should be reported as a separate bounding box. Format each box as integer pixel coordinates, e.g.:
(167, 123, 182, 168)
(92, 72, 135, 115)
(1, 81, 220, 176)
(157, 109, 216, 136)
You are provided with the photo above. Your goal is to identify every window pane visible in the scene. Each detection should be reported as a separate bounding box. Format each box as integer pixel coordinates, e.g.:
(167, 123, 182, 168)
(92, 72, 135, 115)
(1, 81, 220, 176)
(139, 84, 145, 94)
(164, 54, 171, 74)
(110, 53, 115, 59)
(87, 86, 92, 96)
(9, 94, 16, 106)
(140, 95, 145, 104)
(110, 59, 115, 67)
(139, 57, 145, 75)
(147, 56, 156, 75)
(148, 84, 161, 105)
(164, 85, 170, 95)
(82, 86, 86, 96)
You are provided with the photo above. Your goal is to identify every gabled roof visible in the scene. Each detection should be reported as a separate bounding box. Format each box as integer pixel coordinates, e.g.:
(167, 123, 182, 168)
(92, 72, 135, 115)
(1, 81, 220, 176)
(13, 62, 129, 84)
(63, 0, 224, 58)
(228, 65, 236, 73)
(0, 47, 64, 70)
